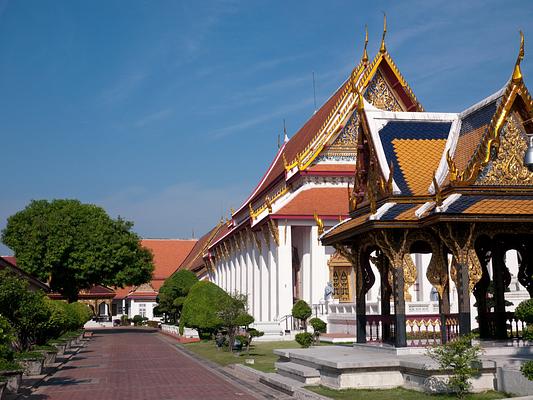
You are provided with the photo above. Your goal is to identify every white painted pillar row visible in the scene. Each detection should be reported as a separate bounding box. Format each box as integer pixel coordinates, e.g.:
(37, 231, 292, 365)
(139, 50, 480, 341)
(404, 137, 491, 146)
(310, 225, 327, 305)
(246, 242, 253, 313)
(261, 236, 269, 321)
(277, 222, 293, 320)
(301, 226, 312, 305)
(253, 244, 261, 321)
(269, 238, 277, 321)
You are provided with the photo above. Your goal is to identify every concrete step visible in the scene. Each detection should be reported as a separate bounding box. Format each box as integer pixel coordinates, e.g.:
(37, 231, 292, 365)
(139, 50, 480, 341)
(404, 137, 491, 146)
(259, 372, 305, 396)
(276, 361, 321, 385)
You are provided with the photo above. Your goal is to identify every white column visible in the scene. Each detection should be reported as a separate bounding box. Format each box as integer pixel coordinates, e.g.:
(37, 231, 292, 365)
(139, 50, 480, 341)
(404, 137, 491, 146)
(277, 222, 293, 320)
(261, 236, 269, 321)
(235, 249, 241, 295)
(301, 226, 312, 304)
(310, 225, 327, 305)
(253, 244, 261, 320)
(269, 238, 277, 321)
(240, 248, 246, 295)
(246, 242, 254, 313)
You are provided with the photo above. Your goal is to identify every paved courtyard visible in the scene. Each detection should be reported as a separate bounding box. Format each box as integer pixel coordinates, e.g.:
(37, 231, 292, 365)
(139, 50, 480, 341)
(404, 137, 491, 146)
(29, 329, 258, 400)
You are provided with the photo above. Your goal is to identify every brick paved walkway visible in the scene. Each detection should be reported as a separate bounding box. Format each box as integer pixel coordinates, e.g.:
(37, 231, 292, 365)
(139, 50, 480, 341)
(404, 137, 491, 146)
(30, 329, 258, 400)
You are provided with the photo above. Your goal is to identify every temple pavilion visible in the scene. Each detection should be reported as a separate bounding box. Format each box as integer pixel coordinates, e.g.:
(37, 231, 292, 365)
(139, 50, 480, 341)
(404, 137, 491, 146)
(179, 20, 532, 343)
(322, 30, 533, 346)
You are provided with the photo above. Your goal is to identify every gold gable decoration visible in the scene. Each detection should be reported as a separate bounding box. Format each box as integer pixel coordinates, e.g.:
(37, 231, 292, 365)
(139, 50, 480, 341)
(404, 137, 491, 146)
(364, 70, 403, 112)
(477, 113, 533, 185)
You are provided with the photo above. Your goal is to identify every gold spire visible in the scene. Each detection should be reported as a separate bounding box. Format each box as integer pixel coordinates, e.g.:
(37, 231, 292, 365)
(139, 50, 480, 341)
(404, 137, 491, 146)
(313, 211, 324, 236)
(512, 30, 525, 83)
(379, 13, 387, 54)
(357, 90, 365, 111)
(362, 24, 369, 63)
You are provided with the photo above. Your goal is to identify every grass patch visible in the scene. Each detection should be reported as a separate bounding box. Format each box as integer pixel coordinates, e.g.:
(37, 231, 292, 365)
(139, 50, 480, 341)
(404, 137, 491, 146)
(306, 386, 508, 400)
(182, 340, 301, 372)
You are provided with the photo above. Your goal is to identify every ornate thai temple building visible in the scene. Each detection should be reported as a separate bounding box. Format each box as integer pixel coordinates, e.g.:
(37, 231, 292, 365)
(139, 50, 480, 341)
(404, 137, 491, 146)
(180, 20, 533, 343)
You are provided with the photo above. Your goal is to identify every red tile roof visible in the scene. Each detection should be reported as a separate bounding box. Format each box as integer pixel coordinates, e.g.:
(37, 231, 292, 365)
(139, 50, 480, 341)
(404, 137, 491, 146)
(180, 224, 225, 272)
(236, 81, 349, 212)
(275, 187, 350, 217)
(141, 239, 197, 280)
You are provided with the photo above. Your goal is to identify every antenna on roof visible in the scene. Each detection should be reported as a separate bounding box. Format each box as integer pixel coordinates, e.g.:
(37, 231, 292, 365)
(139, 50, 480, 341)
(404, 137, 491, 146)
(312, 71, 317, 114)
(277, 133, 281, 149)
(283, 119, 289, 143)
(192, 229, 195, 239)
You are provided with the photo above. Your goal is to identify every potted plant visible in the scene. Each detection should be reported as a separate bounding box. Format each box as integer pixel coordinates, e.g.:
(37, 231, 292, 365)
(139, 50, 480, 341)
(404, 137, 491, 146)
(0, 359, 23, 395)
(0, 376, 6, 399)
(15, 351, 45, 376)
(48, 339, 67, 356)
(34, 345, 58, 367)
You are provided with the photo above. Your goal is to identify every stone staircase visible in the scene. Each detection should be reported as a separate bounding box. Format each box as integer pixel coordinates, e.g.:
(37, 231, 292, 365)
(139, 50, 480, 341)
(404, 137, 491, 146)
(275, 361, 321, 385)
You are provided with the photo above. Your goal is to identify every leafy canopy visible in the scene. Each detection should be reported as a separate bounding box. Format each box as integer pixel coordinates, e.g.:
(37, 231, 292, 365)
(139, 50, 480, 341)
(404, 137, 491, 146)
(1, 199, 154, 302)
(157, 270, 198, 323)
(180, 281, 229, 337)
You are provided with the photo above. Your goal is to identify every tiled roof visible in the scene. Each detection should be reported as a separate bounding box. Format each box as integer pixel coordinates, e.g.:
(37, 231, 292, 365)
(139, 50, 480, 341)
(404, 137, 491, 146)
(274, 187, 349, 217)
(305, 164, 356, 174)
(2, 256, 16, 266)
(179, 224, 225, 272)
(236, 81, 349, 213)
(141, 239, 197, 280)
(452, 98, 501, 173)
(441, 195, 533, 215)
(379, 121, 452, 195)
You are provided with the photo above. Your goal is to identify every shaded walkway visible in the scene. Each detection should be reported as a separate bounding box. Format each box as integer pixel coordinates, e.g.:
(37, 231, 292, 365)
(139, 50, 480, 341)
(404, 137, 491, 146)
(28, 328, 258, 400)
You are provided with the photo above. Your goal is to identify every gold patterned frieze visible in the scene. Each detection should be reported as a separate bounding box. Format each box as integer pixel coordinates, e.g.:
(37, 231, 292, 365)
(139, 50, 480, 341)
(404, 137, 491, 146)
(477, 113, 533, 185)
(364, 70, 403, 112)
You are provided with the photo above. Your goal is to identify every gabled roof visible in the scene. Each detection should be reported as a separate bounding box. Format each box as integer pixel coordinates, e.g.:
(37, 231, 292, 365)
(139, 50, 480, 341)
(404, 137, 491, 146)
(0, 256, 49, 291)
(274, 187, 349, 218)
(179, 223, 225, 273)
(141, 239, 197, 280)
(233, 36, 423, 222)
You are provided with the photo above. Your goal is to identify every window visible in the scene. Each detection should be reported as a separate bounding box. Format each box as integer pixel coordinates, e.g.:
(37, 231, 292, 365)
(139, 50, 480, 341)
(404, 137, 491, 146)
(139, 303, 146, 318)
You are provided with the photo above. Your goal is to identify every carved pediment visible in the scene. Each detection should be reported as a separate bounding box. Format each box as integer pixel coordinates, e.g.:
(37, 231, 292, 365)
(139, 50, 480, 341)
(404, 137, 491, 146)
(476, 112, 533, 185)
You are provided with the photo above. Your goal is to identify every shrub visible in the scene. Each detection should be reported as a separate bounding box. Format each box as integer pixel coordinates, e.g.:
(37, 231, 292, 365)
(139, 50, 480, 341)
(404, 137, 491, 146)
(516, 299, 533, 324)
(217, 293, 247, 353)
(426, 335, 483, 398)
(120, 315, 130, 326)
(292, 300, 312, 330)
(0, 358, 20, 371)
(158, 270, 199, 323)
(0, 315, 14, 362)
(180, 281, 230, 338)
(36, 299, 68, 345)
(295, 332, 314, 348)
(245, 328, 264, 353)
(67, 302, 92, 329)
(309, 317, 327, 344)
(521, 360, 533, 381)
(146, 320, 159, 328)
(132, 315, 147, 326)
(0, 271, 50, 350)
(523, 326, 533, 341)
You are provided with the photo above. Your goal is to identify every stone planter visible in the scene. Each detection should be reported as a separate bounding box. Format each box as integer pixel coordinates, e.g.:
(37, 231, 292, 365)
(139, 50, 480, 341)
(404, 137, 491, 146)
(0, 381, 5, 399)
(0, 370, 22, 394)
(53, 343, 66, 356)
(38, 350, 57, 367)
(19, 358, 44, 376)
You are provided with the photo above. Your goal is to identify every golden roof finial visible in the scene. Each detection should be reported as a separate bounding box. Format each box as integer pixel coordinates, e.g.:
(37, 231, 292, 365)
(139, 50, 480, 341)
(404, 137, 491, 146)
(357, 90, 365, 111)
(379, 13, 387, 54)
(313, 211, 325, 236)
(248, 203, 255, 219)
(230, 207, 235, 215)
(513, 30, 525, 83)
(362, 24, 369, 63)
(432, 172, 443, 207)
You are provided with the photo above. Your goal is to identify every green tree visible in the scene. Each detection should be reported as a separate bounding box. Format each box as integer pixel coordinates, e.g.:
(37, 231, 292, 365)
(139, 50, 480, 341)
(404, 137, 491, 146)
(2, 199, 154, 302)
(157, 270, 198, 323)
(309, 317, 327, 344)
(0, 270, 50, 350)
(292, 300, 312, 330)
(180, 281, 229, 338)
(218, 294, 248, 353)
(426, 334, 483, 398)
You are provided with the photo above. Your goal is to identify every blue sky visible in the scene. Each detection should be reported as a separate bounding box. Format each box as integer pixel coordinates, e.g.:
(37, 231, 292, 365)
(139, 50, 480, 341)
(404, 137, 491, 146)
(0, 0, 532, 254)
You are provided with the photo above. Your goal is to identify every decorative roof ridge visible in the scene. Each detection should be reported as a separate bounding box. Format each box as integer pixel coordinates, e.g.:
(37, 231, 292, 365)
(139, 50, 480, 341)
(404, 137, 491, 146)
(179, 222, 223, 271)
(458, 85, 507, 119)
(232, 141, 288, 217)
(382, 53, 424, 112)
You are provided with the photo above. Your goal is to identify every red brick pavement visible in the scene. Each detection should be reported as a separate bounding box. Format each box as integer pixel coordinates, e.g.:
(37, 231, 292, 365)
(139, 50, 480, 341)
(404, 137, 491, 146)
(30, 329, 258, 400)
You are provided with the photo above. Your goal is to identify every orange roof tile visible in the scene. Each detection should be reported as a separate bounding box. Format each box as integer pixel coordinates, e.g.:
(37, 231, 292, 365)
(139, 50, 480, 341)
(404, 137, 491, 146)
(141, 239, 197, 280)
(392, 138, 447, 195)
(464, 198, 533, 214)
(306, 164, 356, 174)
(179, 224, 225, 272)
(275, 187, 349, 217)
